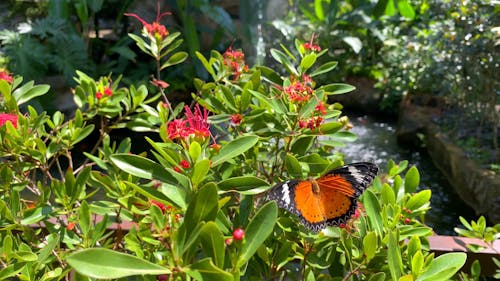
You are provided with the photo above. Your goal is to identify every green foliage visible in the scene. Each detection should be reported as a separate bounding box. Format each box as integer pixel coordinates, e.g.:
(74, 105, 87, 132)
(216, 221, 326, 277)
(0, 17, 93, 82)
(377, 0, 498, 160)
(454, 216, 500, 252)
(0, 12, 476, 281)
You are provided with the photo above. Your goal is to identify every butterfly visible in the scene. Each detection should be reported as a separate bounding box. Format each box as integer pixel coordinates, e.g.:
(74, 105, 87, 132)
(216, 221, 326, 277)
(266, 162, 378, 232)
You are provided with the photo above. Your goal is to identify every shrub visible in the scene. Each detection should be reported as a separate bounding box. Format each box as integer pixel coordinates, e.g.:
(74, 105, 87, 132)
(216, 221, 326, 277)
(0, 7, 468, 280)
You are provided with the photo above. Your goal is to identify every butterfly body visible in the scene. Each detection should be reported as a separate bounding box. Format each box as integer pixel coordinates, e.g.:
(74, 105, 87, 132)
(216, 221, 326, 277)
(267, 162, 378, 232)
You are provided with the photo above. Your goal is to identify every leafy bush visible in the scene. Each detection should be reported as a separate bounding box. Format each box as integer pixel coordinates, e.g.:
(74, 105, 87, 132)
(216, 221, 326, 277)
(377, 0, 498, 159)
(0, 7, 470, 281)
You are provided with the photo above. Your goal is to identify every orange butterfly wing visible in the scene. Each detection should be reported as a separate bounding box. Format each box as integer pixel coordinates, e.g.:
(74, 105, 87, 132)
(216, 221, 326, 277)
(267, 162, 378, 232)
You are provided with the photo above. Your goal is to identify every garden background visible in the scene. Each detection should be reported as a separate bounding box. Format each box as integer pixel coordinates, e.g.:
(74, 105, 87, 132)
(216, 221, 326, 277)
(0, 0, 498, 280)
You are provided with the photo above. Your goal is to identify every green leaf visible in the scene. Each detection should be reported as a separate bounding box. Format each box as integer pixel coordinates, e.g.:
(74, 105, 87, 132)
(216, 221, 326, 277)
(66, 248, 170, 278)
(387, 231, 403, 281)
(308, 122, 343, 135)
(363, 231, 377, 261)
(160, 51, 188, 69)
(407, 235, 421, 259)
(78, 200, 91, 235)
(331, 131, 358, 142)
(192, 159, 210, 189)
(300, 53, 317, 72)
(318, 83, 355, 95)
(0, 263, 25, 280)
(404, 166, 420, 193)
(389, 160, 408, 176)
(195, 51, 215, 78)
(405, 190, 431, 211)
(411, 251, 424, 277)
(291, 136, 314, 155)
(14, 251, 37, 262)
(397, 0, 416, 20)
(248, 89, 286, 115)
(218, 176, 270, 193)
(416, 253, 466, 281)
(189, 141, 202, 161)
(13, 84, 50, 105)
(470, 260, 481, 278)
(381, 183, 396, 205)
(285, 154, 303, 177)
(363, 189, 384, 235)
(199, 222, 225, 267)
(21, 205, 52, 225)
(270, 49, 299, 76)
(368, 272, 386, 281)
(184, 183, 218, 230)
(185, 258, 233, 281)
(309, 61, 338, 77)
(110, 154, 190, 188)
(257, 66, 283, 85)
(374, 0, 397, 17)
(126, 182, 185, 209)
(211, 135, 259, 167)
(237, 201, 277, 267)
(399, 226, 432, 238)
(314, 0, 325, 20)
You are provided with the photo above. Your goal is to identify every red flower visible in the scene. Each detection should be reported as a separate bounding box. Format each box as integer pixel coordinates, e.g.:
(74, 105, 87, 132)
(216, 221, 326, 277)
(223, 47, 245, 62)
(210, 143, 221, 151)
(180, 159, 190, 169)
(223, 47, 248, 79)
(125, 3, 171, 39)
(0, 70, 13, 83)
(96, 92, 103, 99)
(231, 114, 243, 126)
(298, 116, 323, 130)
(151, 78, 169, 89)
(184, 104, 210, 140)
(0, 113, 18, 128)
(151, 200, 167, 213)
(302, 42, 321, 52)
(173, 166, 181, 173)
(404, 218, 411, 224)
(302, 33, 322, 52)
(66, 222, 76, 231)
(167, 119, 190, 140)
(315, 101, 326, 115)
(225, 238, 233, 246)
(284, 81, 314, 104)
(232, 228, 245, 241)
(104, 87, 112, 96)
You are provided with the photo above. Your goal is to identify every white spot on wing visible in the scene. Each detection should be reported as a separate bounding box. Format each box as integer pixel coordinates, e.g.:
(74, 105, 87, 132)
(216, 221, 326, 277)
(348, 166, 365, 182)
(281, 181, 291, 205)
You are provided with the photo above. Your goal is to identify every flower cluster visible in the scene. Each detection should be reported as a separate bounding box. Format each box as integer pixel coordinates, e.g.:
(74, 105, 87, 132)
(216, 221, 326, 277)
(0, 70, 13, 83)
(0, 113, 18, 128)
(231, 114, 243, 126)
(298, 116, 323, 130)
(283, 74, 315, 104)
(302, 42, 321, 52)
(173, 159, 190, 172)
(96, 86, 113, 99)
(223, 47, 249, 80)
(125, 4, 170, 40)
(167, 104, 211, 143)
